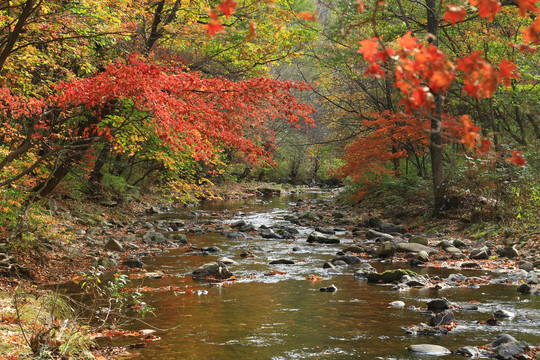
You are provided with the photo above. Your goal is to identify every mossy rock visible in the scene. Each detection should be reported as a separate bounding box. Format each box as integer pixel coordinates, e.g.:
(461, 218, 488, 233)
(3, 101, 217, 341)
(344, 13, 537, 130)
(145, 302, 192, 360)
(366, 269, 417, 284)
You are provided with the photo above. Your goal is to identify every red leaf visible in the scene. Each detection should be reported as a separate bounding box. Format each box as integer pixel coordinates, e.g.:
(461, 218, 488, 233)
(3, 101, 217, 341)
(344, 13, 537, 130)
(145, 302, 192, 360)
(358, 38, 379, 62)
(398, 31, 419, 51)
(498, 59, 519, 88)
(523, 17, 540, 44)
(460, 115, 479, 148)
(444, 5, 467, 26)
(356, 0, 365, 12)
(218, 0, 237, 18)
(514, 0, 538, 16)
(206, 19, 224, 36)
(479, 139, 492, 153)
(469, 0, 501, 20)
(507, 149, 526, 166)
(298, 12, 317, 21)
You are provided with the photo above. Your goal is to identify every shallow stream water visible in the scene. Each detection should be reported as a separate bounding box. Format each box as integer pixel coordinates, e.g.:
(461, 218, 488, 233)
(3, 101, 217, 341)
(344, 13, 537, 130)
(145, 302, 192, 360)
(115, 191, 539, 359)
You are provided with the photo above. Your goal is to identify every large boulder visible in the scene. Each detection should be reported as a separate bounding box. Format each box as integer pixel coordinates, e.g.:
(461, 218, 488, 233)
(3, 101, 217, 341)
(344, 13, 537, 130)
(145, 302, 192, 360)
(192, 262, 232, 280)
(307, 231, 340, 244)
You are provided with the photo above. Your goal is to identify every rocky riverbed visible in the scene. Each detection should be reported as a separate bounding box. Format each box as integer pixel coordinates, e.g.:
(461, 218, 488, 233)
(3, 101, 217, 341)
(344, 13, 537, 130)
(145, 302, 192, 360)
(1, 187, 539, 359)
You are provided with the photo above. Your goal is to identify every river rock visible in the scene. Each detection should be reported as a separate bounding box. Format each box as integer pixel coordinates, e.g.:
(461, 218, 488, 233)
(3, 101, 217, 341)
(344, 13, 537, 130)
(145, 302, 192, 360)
(323, 262, 336, 270)
(259, 228, 280, 239)
(315, 227, 335, 235)
(437, 240, 453, 249)
(366, 229, 394, 241)
(142, 230, 167, 244)
(494, 309, 515, 318)
(217, 257, 237, 265)
(379, 222, 397, 234)
(527, 270, 538, 284)
(354, 263, 377, 278)
(192, 262, 232, 280)
(222, 231, 247, 239)
(415, 250, 430, 263)
(499, 245, 519, 259)
(456, 346, 484, 358)
(429, 310, 455, 326)
(104, 239, 124, 252)
(166, 233, 187, 244)
(377, 241, 395, 258)
(409, 235, 428, 246)
(517, 283, 532, 294)
(367, 269, 415, 284)
(341, 246, 364, 254)
(406, 324, 449, 336)
(231, 220, 248, 228)
(121, 258, 144, 268)
(470, 247, 490, 260)
(427, 298, 450, 311)
(240, 250, 256, 258)
(269, 259, 295, 265)
(494, 341, 529, 360)
(453, 239, 467, 249)
(202, 246, 222, 253)
(307, 231, 340, 244)
(319, 284, 338, 292)
(396, 243, 437, 255)
(444, 246, 462, 255)
(506, 269, 528, 282)
(408, 344, 451, 355)
(519, 262, 534, 272)
(239, 223, 256, 232)
(331, 255, 361, 266)
(401, 274, 429, 287)
(98, 257, 117, 268)
(389, 300, 405, 308)
(492, 334, 518, 347)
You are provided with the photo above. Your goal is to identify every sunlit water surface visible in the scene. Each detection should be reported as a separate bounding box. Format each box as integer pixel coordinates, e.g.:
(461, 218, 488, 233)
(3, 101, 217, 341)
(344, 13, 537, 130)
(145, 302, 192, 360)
(110, 192, 538, 359)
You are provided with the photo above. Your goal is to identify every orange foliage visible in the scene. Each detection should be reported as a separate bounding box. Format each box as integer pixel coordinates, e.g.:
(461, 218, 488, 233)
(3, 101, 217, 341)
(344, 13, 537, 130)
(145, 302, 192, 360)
(337, 111, 430, 184)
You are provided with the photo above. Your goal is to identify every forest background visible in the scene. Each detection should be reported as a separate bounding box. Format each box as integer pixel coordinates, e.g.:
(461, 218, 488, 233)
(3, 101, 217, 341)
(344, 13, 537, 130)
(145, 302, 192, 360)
(0, 0, 539, 248)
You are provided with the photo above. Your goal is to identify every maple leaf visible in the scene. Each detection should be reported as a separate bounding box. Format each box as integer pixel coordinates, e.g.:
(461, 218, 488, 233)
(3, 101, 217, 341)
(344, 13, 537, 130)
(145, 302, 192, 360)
(469, 0, 501, 20)
(358, 38, 379, 62)
(507, 149, 526, 166)
(444, 5, 467, 26)
(498, 59, 519, 88)
(356, 0, 365, 12)
(523, 17, 540, 44)
(429, 70, 454, 92)
(460, 115, 479, 148)
(206, 19, 224, 36)
(479, 139, 492, 153)
(514, 0, 538, 16)
(398, 31, 419, 51)
(298, 12, 317, 21)
(218, 0, 237, 18)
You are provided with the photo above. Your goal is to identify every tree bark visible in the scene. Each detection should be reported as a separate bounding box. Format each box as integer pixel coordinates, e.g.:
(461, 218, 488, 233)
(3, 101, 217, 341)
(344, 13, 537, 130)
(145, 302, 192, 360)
(426, 0, 448, 214)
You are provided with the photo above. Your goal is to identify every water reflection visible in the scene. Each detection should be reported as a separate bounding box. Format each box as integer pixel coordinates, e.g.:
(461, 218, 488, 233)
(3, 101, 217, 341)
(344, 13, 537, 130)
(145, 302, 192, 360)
(112, 192, 540, 359)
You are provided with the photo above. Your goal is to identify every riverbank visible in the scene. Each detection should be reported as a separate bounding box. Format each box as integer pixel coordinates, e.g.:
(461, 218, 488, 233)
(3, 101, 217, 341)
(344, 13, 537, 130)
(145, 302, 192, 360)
(0, 182, 538, 359)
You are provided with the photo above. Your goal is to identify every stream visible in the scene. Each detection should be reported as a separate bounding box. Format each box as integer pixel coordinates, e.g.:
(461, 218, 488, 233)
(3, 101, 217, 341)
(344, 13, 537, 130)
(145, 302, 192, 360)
(109, 190, 539, 359)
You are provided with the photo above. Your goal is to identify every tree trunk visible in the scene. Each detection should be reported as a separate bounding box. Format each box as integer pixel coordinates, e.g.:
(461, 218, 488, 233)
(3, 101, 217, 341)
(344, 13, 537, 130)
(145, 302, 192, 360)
(426, 0, 448, 214)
